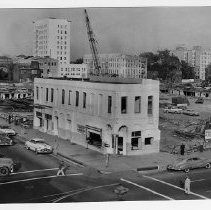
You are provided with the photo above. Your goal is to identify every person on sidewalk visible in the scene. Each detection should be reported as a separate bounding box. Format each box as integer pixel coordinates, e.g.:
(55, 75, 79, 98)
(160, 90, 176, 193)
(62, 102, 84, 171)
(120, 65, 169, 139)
(184, 175, 191, 194)
(180, 143, 185, 155)
(57, 161, 66, 176)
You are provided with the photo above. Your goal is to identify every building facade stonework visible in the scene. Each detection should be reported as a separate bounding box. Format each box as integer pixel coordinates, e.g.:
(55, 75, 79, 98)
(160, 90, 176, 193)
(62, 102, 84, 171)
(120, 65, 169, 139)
(33, 78, 160, 155)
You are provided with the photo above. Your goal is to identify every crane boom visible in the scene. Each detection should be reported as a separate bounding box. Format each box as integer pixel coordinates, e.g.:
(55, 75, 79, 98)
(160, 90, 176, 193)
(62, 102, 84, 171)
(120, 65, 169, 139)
(84, 9, 101, 75)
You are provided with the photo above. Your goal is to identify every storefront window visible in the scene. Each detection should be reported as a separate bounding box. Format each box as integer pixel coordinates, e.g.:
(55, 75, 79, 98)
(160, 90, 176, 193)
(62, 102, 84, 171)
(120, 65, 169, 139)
(131, 131, 141, 150)
(145, 137, 153, 145)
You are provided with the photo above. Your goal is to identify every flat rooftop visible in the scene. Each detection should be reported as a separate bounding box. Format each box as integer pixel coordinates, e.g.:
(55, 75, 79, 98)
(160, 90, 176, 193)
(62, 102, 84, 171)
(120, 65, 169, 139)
(45, 76, 144, 84)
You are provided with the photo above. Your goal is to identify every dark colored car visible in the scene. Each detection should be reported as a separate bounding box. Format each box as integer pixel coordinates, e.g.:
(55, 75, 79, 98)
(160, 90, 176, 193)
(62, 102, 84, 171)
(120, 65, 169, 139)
(0, 134, 13, 146)
(195, 98, 204, 104)
(167, 157, 211, 173)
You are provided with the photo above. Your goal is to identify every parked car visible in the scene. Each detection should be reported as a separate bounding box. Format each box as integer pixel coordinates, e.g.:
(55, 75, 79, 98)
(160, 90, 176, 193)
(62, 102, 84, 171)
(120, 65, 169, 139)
(195, 98, 204, 104)
(182, 109, 200, 116)
(0, 157, 14, 176)
(0, 125, 16, 136)
(25, 138, 53, 154)
(167, 157, 211, 173)
(163, 107, 183, 114)
(0, 134, 13, 146)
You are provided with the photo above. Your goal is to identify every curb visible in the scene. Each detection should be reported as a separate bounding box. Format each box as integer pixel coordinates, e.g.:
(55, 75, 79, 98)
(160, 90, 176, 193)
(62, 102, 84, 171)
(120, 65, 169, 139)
(136, 165, 160, 174)
(56, 152, 87, 167)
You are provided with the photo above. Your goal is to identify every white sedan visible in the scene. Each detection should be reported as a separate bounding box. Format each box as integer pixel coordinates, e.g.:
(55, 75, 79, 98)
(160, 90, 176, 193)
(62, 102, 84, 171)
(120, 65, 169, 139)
(25, 138, 53, 154)
(163, 107, 183, 114)
(0, 125, 16, 136)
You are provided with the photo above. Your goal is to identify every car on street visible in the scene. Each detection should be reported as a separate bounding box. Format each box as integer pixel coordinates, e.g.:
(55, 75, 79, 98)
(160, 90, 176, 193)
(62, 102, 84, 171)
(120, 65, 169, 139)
(0, 125, 16, 136)
(163, 107, 183, 114)
(195, 98, 204, 104)
(182, 109, 200, 116)
(0, 156, 14, 176)
(167, 157, 211, 173)
(0, 134, 13, 146)
(25, 138, 53, 154)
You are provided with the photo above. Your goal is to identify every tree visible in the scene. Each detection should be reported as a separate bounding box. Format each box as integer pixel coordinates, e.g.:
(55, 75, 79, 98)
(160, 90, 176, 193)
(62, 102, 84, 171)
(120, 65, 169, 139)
(140, 50, 182, 82)
(71, 58, 83, 64)
(180, 61, 195, 79)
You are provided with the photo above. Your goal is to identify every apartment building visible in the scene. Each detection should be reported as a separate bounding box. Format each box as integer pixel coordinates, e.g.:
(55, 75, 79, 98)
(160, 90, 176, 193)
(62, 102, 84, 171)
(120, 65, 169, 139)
(34, 77, 160, 156)
(33, 18, 71, 73)
(59, 63, 88, 78)
(172, 46, 211, 80)
(83, 53, 147, 79)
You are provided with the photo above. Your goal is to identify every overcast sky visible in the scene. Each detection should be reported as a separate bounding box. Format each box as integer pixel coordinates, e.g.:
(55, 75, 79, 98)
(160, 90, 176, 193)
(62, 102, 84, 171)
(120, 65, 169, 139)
(1, 7, 211, 60)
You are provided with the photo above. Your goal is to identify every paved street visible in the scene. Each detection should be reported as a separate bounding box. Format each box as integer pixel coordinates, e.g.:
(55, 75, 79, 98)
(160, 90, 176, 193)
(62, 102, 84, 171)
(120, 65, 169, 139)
(1, 136, 211, 203)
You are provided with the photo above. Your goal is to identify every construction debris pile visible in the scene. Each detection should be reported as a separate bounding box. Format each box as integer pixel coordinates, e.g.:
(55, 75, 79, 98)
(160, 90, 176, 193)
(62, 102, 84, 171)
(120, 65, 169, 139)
(0, 98, 33, 112)
(160, 115, 207, 140)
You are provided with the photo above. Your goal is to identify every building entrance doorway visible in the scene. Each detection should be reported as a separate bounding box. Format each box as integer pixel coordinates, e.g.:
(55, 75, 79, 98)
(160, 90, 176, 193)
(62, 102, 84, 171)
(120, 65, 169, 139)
(117, 137, 123, 154)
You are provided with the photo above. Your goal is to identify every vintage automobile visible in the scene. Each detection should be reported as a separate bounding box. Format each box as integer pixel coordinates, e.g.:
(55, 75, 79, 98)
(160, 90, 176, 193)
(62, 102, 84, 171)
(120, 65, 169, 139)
(0, 125, 16, 136)
(163, 107, 183, 114)
(182, 109, 200, 116)
(195, 98, 204, 104)
(25, 138, 53, 154)
(167, 157, 211, 173)
(0, 157, 14, 176)
(0, 134, 13, 146)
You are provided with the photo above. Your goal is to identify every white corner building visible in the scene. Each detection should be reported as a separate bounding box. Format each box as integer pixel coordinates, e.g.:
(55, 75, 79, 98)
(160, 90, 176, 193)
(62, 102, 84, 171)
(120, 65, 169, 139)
(33, 77, 160, 155)
(33, 18, 71, 74)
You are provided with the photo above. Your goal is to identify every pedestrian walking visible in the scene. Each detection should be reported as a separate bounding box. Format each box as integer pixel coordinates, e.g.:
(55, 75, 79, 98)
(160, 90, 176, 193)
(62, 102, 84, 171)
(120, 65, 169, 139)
(180, 143, 185, 155)
(184, 176, 191, 194)
(57, 161, 65, 176)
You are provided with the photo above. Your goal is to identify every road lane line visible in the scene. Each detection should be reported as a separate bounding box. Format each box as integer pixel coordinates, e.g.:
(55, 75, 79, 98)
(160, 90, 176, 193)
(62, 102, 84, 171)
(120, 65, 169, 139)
(191, 179, 206, 183)
(143, 175, 209, 200)
(53, 183, 119, 203)
(11, 168, 59, 175)
(0, 173, 83, 185)
(120, 178, 174, 200)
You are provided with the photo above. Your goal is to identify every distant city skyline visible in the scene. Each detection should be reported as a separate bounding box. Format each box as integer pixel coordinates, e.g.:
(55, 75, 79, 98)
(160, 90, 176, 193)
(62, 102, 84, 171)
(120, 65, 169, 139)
(2, 7, 211, 60)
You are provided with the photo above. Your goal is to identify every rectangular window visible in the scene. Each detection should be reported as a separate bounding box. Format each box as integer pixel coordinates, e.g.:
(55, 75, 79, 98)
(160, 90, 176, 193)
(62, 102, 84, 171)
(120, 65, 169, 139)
(148, 96, 153, 115)
(121, 96, 127, 114)
(108, 96, 112, 113)
(98, 94, 103, 115)
(68, 90, 72, 105)
(83, 92, 86, 108)
(76, 91, 79, 107)
(131, 131, 141, 150)
(51, 88, 54, 102)
(134, 96, 141, 113)
(145, 137, 153, 145)
(62, 89, 65, 104)
(46, 88, 48, 101)
(36, 87, 39, 100)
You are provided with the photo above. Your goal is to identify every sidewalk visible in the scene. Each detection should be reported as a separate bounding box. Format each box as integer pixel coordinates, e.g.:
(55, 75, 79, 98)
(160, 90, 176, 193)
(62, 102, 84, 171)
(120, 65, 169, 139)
(2, 117, 211, 173)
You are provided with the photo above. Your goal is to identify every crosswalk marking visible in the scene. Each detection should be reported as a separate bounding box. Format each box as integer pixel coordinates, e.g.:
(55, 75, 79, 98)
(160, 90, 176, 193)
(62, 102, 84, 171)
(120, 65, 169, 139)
(0, 173, 83, 186)
(143, 175, 209, 199)
(120, 178, 174, 200)
(11, 168, 59, 175)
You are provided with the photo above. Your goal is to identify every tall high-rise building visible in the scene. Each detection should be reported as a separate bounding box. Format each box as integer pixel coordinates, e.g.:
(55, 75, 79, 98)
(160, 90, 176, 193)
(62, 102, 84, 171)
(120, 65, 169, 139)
(33, 18, 71, 74)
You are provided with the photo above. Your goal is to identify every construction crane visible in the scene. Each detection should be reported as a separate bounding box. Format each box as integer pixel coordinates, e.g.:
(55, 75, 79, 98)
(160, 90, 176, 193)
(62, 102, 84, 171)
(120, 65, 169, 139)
(84, 9, 101, 75)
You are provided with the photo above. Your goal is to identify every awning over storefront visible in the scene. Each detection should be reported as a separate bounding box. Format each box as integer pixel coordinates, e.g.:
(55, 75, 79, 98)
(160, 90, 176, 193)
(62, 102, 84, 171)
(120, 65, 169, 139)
(86, 125, 102, 135)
